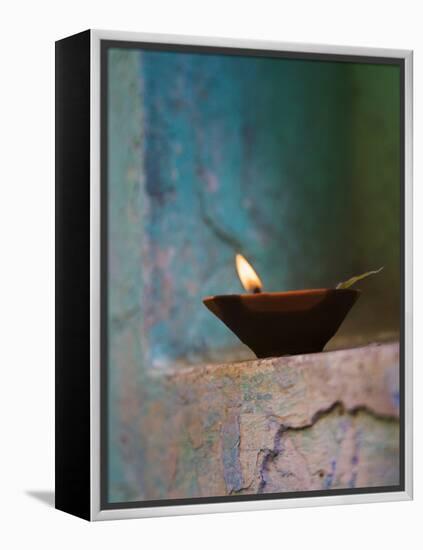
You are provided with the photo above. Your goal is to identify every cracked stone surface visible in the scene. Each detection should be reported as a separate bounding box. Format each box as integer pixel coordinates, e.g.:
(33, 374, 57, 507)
(110, 342, 400, 502)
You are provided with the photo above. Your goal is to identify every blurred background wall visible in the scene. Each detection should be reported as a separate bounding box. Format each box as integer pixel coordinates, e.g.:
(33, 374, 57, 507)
(108, 47, 401, 371)
(106, 46, 401, 503)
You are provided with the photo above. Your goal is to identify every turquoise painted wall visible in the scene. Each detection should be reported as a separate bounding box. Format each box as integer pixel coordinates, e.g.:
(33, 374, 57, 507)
(106, 47, 401, 502)
(108, 49, 401, 371)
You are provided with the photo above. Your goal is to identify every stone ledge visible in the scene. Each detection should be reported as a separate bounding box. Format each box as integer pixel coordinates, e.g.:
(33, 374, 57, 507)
(118, 342, 400, 501)
(163, 342, 400, 423)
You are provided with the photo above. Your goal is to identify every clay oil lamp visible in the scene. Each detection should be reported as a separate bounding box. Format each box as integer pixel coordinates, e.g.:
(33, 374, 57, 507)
(203, 254, 381, 359)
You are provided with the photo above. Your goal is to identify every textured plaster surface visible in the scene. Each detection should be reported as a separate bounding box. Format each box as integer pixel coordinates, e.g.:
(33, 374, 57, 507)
(109, 342, 400, 502)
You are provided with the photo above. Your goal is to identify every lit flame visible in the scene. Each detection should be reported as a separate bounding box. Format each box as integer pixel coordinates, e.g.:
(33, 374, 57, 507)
(235, 254, 263, 293)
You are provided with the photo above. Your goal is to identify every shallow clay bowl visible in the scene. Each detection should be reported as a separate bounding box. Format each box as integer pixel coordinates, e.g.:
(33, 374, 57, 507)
(203, 288, 360, 358)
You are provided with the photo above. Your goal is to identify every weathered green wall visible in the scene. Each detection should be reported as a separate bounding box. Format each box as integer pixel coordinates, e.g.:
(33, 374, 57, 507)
(108, 49, 400, 369)
(106, 48, 401, 502)
(345, 64, 401, 337)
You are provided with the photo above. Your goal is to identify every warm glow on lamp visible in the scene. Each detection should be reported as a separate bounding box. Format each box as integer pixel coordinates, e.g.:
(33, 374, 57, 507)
(203, 253, 361, 357)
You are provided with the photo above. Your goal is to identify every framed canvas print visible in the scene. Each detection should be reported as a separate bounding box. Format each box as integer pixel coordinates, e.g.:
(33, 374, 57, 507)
(55, 29, 413, 521)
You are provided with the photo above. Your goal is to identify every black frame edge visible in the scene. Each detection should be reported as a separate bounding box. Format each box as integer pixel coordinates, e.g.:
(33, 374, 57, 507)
(55, 29, 91, 521)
